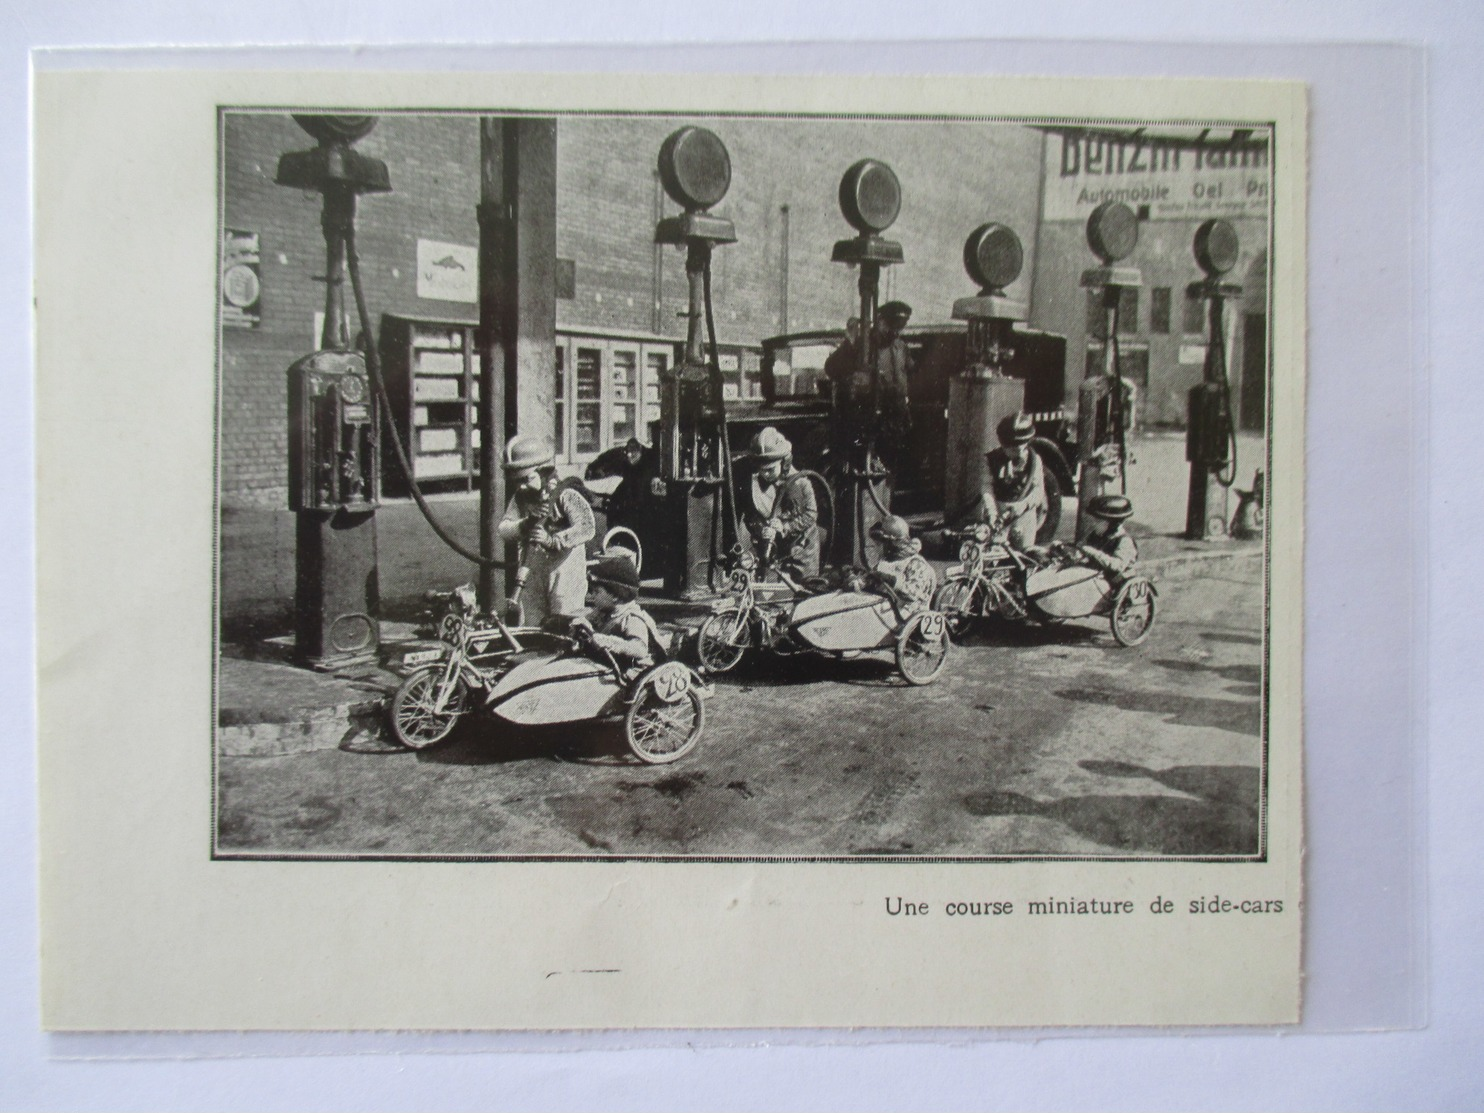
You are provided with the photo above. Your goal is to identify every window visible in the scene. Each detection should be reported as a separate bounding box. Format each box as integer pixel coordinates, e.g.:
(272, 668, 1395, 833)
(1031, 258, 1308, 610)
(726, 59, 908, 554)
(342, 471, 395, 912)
(611, 349, 638, 444)
(1183, 291, 1206, 334)
(553, 346, 566, 456)
(644, 351, 666, 431)
(575, 347, 602, 454)
(1150, 287, 1172, 334)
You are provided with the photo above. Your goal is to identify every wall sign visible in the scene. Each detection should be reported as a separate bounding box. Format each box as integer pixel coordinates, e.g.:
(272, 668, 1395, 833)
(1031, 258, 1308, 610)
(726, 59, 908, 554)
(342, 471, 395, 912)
(416, 238, 477, 303)
(1042, 129, 1272, 223)
(220, 228, 261, 328)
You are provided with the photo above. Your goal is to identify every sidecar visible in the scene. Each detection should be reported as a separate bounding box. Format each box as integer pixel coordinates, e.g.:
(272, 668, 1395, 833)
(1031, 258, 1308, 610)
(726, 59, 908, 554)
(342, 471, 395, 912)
(1024, 561, 1159, 647)
(787, 587, 951, 686)
(485, 644, 708, 764)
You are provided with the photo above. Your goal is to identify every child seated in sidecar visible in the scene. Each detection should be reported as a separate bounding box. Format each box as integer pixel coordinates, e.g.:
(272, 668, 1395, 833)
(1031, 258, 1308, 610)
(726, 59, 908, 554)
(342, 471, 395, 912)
(569, 555, 668, 673)
(859, 515, 937, 612)
(1069, 494, 1139, 582)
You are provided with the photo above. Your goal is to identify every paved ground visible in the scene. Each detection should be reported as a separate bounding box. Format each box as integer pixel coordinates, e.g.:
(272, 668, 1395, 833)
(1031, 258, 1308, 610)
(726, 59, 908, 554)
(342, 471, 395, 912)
(216, 558, 1264, 859)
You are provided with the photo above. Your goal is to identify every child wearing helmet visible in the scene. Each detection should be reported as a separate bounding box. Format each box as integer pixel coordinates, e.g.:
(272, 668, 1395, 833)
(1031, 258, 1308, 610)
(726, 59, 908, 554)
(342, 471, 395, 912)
(745, 426, 820, 580)
(570, 554, 666, 670)
(1078, 495, 1139, 580)
(497, 433, 596, 625)
(868, 514, 937, 610)
(980, 413, 1049, 550)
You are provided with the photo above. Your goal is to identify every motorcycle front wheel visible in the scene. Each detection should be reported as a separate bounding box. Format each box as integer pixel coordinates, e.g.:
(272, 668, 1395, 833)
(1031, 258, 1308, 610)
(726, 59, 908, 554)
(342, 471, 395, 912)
(624, 686, 706, 764)
(696, 608, 748, 673)
(931, 577, 980, 641)
(1110, 578, 1158, 647)
(389, 667, 469, 749)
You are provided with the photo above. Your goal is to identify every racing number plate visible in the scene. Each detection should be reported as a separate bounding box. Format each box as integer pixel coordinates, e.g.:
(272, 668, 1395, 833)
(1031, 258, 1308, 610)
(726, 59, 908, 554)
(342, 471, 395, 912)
(403, 648, 445, 667)
(649, 662, 692, 703)
(919, 612, 947, 639)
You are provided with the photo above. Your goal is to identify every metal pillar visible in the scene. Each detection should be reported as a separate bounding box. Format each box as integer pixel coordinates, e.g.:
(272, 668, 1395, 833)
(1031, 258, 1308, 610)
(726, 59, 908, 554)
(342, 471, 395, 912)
(830, 159, 904, 568)
(1185, 220, 1243, 541)
(1074, 202, 1142, 541)
(653, 127, 738, 599)
(475, 117, 558, 613)
(945, 223, 1029, 516)
(276, 116, 390, 670)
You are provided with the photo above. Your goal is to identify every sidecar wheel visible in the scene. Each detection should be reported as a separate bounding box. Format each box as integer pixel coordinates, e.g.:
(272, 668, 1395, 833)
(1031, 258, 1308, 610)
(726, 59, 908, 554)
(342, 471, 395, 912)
(1110, 578, 1158, 647)
(625, 686, 705, 764)
(696, 609, 748, 673)
(932, 578, 979, 641)
(390, 668, 468, 749)
(896, 611, 951, 686)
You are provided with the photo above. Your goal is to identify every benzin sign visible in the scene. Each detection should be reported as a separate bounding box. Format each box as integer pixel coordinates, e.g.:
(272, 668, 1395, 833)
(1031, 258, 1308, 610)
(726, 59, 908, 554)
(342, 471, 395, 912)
(1042, 130, 1271, 223)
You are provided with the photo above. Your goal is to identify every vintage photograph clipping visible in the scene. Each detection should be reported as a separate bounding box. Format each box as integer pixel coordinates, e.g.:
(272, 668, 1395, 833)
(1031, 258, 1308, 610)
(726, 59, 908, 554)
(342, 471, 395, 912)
(36, 70, 1305, 1029)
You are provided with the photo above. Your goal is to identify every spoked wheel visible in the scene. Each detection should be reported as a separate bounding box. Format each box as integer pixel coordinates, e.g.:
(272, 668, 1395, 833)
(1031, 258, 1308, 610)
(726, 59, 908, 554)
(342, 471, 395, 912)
(624, 685, 706, 764)
(1110, 577, 1158, 647)
(931, 577, 980, 641)
(896, 610, 951, 686)
(389, 667, 468, 749)
(696, 608, 748, 673)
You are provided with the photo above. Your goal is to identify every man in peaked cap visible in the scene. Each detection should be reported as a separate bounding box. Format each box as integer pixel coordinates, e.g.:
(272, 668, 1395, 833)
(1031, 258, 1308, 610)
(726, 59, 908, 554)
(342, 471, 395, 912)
(496, 433, 595, 625)
(744, 426, 820, 581)
(822, 300, 916, 473)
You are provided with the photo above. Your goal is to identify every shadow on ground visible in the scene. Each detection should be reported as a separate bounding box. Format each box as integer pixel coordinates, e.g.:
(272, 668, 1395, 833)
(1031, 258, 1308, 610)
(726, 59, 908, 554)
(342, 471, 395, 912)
(964, 761, 1260, 855)
(1055, 683, 1261, 736)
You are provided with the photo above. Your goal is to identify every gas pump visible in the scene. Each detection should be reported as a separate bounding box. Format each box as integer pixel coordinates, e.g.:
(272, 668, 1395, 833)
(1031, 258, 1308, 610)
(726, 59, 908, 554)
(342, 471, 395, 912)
(829, 159, 904, 568)
(276, 115, 391, 668)
(944, 222, 1029, 516)
(1075, 201, 1142, 541)
(652, 127, 740, 599)
(1184, 218, 1242, 540)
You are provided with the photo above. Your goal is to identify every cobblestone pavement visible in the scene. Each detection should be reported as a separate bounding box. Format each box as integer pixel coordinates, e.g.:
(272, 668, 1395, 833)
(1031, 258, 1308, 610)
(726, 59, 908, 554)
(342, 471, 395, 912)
(216, 560, 1264, 859)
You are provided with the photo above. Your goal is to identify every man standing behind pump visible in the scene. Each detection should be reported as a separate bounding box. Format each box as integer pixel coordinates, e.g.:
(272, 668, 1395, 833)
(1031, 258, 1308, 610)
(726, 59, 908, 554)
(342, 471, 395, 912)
(823, 300, 915, 470)
(744, 426, 820, 581)
(498, 433, 596, 625)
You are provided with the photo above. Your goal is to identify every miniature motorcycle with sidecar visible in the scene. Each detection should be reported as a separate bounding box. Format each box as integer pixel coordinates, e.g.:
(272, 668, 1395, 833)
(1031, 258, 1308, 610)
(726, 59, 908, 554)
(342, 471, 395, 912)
(390, 585, 710, 764)
(694, 547, 951, 686)
(930, 519, 1157, 646)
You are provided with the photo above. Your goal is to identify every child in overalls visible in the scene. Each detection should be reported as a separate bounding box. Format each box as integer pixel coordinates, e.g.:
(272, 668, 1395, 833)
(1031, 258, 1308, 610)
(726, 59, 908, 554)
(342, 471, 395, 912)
(497, 434, 595, 626)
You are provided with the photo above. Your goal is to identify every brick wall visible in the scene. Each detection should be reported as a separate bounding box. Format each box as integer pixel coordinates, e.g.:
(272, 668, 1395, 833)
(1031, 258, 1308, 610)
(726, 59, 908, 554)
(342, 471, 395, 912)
(220, 113, 1046, 505)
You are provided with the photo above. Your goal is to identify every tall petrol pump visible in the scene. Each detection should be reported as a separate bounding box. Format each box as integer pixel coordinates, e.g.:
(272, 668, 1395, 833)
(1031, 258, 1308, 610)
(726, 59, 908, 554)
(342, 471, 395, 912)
(829, 159, 904, 568)
(1185, 218, 1242, 540)
(943, 223, 1029, 516)
(1075, 200, 1142, 541)
(653, 127, 740, 599)
(277, 115, 390, 668)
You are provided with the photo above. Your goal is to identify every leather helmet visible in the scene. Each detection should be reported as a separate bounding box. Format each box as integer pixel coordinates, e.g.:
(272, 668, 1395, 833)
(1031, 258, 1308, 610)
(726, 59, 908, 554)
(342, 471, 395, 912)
(502, 433, 555, 478)
(749, 426, 792, 462)
(871, 514, 913, 543)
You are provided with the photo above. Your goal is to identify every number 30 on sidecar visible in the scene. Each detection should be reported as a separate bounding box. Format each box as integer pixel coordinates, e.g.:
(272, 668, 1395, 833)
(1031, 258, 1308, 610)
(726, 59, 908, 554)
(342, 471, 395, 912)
(389, 588, 709, 764)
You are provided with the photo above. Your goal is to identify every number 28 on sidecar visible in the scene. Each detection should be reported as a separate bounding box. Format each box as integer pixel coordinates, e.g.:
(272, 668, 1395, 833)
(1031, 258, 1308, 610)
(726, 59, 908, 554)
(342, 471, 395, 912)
(695, 558, 951, 686)
(390, 586, 709, 764)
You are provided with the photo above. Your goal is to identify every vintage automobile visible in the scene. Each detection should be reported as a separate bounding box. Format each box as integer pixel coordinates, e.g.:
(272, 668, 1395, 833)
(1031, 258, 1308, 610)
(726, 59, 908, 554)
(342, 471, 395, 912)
(694, 551, 951, 686)
(390, 585, 709, 764)
(931, 521, 1158, 646)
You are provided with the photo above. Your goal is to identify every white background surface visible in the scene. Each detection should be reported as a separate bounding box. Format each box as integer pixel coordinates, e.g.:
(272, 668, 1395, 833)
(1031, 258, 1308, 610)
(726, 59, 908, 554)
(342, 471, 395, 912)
(5, 3, 1477, 1110)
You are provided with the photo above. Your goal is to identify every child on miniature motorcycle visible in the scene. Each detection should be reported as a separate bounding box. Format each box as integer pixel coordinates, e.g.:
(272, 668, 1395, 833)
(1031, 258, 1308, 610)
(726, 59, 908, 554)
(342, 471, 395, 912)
(1052, 494, 1139, 584)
